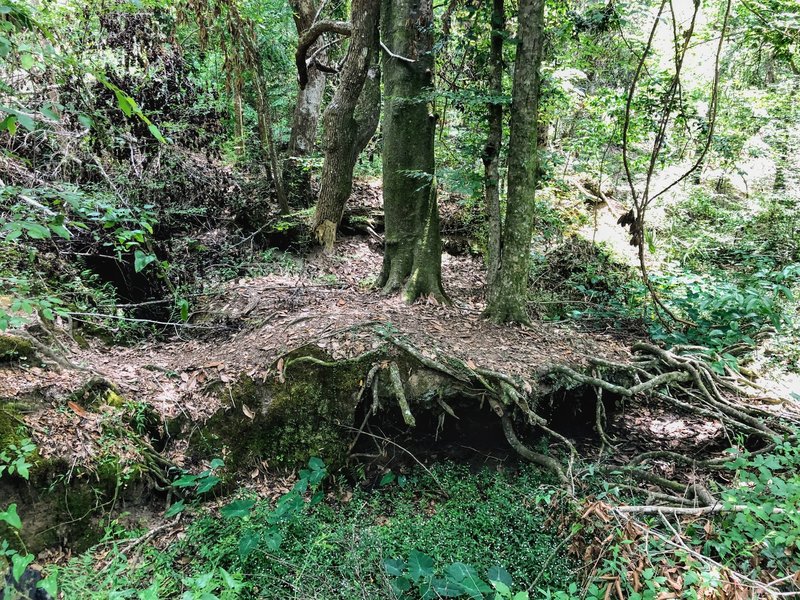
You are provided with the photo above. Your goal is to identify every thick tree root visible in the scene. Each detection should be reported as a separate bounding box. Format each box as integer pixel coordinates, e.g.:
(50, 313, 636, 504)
(272, 329, 796, 505)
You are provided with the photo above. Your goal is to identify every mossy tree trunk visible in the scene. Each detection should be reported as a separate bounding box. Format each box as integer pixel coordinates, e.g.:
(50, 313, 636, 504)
(484, 0, 505, 292)
(311, 0, 381, 249)
(484, 0, 545, 324)
(379, 0, 447, 303)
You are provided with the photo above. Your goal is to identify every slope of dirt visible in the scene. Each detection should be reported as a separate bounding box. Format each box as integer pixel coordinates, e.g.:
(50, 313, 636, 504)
(1, 235, 636, 467)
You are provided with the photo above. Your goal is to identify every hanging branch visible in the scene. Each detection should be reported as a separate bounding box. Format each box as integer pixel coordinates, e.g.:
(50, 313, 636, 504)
(295, 20, 353, 88)
(620, 0, 732, 329)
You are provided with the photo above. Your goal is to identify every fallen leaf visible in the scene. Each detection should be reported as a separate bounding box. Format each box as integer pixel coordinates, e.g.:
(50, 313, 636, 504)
(242, 404, 255, 420)
(67, 401, 89, 417)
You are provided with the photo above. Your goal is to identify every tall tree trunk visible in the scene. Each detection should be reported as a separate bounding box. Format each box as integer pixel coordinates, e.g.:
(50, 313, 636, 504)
(286, 0, 328, 206)
(288, 0, 327, 157)
(484, 0, 505, 293)
(379, 0, 447, 303)
(311, 0, 380, 249)
(484, 0, 545, 324)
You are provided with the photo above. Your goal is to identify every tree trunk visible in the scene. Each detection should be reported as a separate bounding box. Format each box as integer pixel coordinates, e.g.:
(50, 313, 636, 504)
(484, 0, 505, 294)
(288, 0, 327, 157)
(484, 0, 545, 324)
(311, 0, 381, 249)
(285, 0, 327, 206)
(379, 0, 447, 303)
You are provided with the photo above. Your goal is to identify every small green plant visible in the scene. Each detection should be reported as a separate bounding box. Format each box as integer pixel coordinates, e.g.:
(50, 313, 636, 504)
(164, 458, 226, 517)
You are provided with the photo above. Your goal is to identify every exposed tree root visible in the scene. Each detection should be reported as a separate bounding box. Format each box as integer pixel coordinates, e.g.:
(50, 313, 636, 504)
(275, 327, 797, 505)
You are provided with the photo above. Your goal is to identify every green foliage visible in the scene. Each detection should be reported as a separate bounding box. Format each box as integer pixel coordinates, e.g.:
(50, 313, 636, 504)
(649, 263, 799, 351)
(0, 438, 59, 597)
(383, 551, 530, 599)
(58, 462, 575, 598)
(711, 439, 800, 572)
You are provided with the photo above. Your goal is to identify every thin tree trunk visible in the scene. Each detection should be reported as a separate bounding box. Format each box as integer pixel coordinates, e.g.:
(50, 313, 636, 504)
(484, 0, 505, 296)
(379, 0, 447, 303)
(233, 73, 245, 156)
(312, 8, 381, 249)
(254, 70, 290, 214)
(484, 0, 545, 324)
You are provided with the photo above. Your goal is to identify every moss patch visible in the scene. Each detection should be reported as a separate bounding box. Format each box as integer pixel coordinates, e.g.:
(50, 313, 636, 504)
(192, 345, 384, 470)
(0, 334, 36, 364)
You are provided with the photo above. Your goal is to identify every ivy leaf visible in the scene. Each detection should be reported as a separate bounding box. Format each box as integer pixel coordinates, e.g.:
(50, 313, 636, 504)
(36, 571, 58, 597)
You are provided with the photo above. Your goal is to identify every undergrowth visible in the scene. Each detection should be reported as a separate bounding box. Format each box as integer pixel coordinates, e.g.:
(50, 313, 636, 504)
(57, 462, 576, 599)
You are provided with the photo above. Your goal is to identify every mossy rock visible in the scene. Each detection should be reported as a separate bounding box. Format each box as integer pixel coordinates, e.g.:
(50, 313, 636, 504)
(0, 334, 36, 364)
(192, 345, 384, 470)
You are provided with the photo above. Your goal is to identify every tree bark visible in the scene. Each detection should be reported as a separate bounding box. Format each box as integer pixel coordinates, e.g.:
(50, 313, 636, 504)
(286, 2, 350, 206)
(484, 0, 545, 324)
(484, 0, 505, 294)
(288, 2, 346, 157)
(311, 0, 381, 249)
(379, 0, 447, 303)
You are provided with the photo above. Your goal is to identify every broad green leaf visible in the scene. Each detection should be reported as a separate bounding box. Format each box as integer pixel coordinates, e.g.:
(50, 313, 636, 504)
(1, 503, 22, 529)
(263, 529, 283, 551)
(220, 499, 254, 519)
(148, 123, 166, 143)
(209, 458, 225, 469)
(487, 566, 513, 588)
(20, 53, 34, 69)
(22, 222, 51, 239)
(15, 111, 34, 131)
(49, 223, 70, 239)
(133, 250, 156, 273)
(195, 475, 221, 494)
(383, 558, 406, 577)
(238, 529, 259, 559)
(390, 576, 411, 594)
(379, 471, 396, 486)
(431, 577, 465, 597)
(408, 550, 434, 582)
(164, 499, 185, 518)
(218, 567, 242, 591)
(37, 571, 58, 597)
(308, 456, 325, 471)
(171, 474, 198, 488)
(12, 552, 34, 582)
